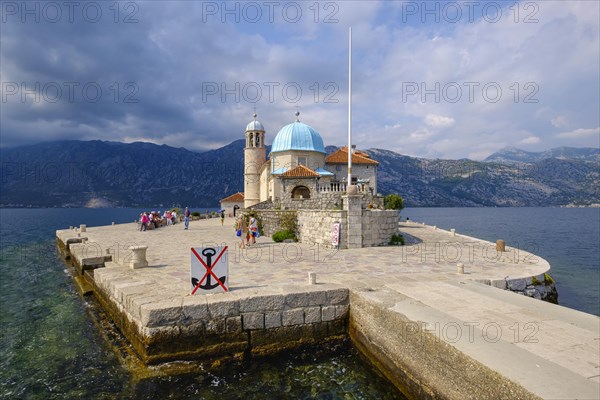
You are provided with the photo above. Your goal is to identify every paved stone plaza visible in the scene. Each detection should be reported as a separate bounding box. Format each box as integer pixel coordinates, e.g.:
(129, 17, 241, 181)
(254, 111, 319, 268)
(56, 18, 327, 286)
(56, 217, 599, 399)
(59, 217, 550, 292)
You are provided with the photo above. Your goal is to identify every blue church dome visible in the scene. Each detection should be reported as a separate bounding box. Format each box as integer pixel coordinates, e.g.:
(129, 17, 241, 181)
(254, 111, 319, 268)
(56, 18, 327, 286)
(270, 113, 326, 154)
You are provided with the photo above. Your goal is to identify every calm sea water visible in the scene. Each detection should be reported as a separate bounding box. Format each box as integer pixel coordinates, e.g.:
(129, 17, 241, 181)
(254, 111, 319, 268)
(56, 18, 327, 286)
(0, 207, 405, 400)
(403, 207, 600, 316)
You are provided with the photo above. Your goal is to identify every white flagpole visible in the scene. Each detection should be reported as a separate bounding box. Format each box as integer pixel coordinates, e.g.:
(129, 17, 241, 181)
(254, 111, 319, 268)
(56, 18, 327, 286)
(347, 27, 352, 186)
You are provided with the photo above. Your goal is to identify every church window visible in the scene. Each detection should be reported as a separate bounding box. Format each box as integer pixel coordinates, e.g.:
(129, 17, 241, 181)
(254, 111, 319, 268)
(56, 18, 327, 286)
(297, 156, 307, 166)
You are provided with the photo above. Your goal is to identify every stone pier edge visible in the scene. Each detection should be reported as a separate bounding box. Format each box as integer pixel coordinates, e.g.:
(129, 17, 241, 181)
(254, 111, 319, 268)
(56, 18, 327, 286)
(55, 227, 560, 399)
(404, 221, 558, 303)
(59, 236, 350, 365)
(349, 288, 541, 400)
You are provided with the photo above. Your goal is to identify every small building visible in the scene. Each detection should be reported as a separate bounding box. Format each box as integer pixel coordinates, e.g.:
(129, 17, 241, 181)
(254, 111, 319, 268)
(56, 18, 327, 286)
(219, 192, 244, 217)
(325, 147, 379, 193)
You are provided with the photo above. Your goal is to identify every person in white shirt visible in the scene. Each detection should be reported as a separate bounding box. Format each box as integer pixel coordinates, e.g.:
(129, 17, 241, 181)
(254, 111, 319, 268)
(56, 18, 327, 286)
(248, 216, 258, 245)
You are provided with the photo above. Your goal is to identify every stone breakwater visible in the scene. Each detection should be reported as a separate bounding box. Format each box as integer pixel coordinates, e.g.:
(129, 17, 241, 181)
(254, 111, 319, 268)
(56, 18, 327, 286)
(92, 269, 349, 364)
(56, 219, 599, 400)
(57, 236, 349, 364)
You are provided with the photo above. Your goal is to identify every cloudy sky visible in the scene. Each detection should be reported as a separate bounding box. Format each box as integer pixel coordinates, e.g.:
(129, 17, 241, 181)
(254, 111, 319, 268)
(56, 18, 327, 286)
(1, 0, 598, 159)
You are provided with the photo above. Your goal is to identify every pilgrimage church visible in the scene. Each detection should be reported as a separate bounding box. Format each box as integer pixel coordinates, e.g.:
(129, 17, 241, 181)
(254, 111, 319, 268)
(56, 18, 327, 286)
(221, 112, 381, 214)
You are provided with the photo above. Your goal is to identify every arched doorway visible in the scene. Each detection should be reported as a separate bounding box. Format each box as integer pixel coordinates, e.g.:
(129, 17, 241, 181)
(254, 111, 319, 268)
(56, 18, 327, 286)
(291, 186, 311, 199)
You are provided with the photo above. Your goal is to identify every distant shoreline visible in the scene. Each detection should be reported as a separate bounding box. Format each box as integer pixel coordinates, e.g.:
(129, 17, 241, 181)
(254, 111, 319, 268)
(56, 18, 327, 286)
(2, 205, 600, 209)
(0, 205, 223, 210)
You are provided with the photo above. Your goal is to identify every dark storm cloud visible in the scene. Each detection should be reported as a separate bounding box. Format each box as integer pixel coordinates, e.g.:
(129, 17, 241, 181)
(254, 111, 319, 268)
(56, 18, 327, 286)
(1, 1, 598, 158)
(1, 2, 226, 148)
(0, 1, 350, 151)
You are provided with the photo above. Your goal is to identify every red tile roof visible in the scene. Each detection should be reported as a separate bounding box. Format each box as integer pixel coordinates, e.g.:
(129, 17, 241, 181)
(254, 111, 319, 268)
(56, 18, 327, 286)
(281, 164, 320, 178)
(220, 192, 244, 202)
(325, 147, 379, 165)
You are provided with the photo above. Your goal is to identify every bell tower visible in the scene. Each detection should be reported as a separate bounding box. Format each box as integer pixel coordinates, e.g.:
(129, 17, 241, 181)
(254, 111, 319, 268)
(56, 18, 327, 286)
(244, 113, 266, 208)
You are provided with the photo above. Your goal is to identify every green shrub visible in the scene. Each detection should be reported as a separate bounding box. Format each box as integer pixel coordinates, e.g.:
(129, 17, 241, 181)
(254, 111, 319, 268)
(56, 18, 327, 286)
(389, 233, 405, 246)
(191, 211, 200, 217)
(272, 230, 297, 243)
(384, 194, 404, 210)
(280, 211, 297, 233)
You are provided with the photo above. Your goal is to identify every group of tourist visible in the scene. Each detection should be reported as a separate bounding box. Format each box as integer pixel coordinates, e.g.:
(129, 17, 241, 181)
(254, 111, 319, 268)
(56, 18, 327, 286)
(139, 210, 179, 231)
(235, 214, 259, 248)
(138, 207, 232, 233)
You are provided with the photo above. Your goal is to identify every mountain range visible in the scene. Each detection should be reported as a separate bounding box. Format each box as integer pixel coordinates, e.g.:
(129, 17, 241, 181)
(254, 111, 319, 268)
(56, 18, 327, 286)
(0, 141, 598, 208)
(484, 146, 600, 164)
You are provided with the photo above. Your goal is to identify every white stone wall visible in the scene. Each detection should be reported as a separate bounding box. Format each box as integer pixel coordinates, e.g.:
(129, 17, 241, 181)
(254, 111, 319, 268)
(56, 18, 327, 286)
(344, 195, 363, 249)
(361, 210, 400, 247)
(297, 210, 347, 248)
(257, 207, 398, 249)
(255, 210, 296, 237)
(279, 181, 343, 210)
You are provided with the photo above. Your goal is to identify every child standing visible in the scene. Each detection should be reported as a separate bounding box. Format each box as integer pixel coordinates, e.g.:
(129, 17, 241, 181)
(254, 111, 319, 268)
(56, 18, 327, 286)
(235, 215, 246, 249)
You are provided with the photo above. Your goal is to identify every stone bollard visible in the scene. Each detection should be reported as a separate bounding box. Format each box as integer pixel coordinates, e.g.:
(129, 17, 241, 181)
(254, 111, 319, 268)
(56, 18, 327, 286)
(80, 224, 86, 232)
(450, 228, 456, 236)
(457, 263, 465, 274)
(433, 226, 437, 230)
(308, 272, 317, 285)
(496, 240, 506, 252)
(112, 222, 115, 225)
(69, 226, 74, 230)
(129, 246, 148, 269)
